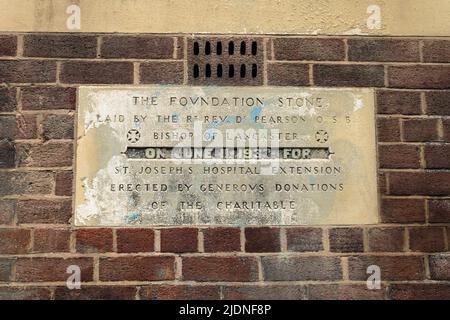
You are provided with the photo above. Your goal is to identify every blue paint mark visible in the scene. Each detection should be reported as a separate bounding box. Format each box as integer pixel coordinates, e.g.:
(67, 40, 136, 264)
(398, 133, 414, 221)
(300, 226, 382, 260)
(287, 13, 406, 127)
(125, 211, 141, 223)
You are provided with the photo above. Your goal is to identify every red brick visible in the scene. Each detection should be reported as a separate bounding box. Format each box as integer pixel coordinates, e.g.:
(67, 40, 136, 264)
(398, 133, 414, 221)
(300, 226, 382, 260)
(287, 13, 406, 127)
(99, 256, 175, 281)
(389, 172, 450, 196)
(0, 287, 52, 300)
(15, 257, 93, 282)
(0, 200, 15, 225)
(377, 117, 401, 142)
(223, 285, 306, 300)
(309, 284, 386, 300)
(380, 198, 426, 223)
(55, 171, 73, 196)
(0, 171, 54, 196)
(160, 228, 197, 253)
(0, 259, 14, 281)
(101, 36, 174, 59)
(116, 228, 154, 253)
(429, 199, 450, 223)
(423, 40, 450, 63)
(409, 227, 446, 252)
(21, 87, 76, 110)
(42, 114, 74, 140)
(0, 139, 15, 168)
(140, 61, 184, 84)
(389, 284, 450, 300)
(175, 36, 184, 59)
(17, 199, 72, 224)
(429, 254, 450, 280)
(0, 87, 17, 112)
(426, 91, 450, 115)
(348, 39, 419, 62)
(425, 144, 450, 169)
(55, 286, 136, 300)
(378, 144, 420, 169)
(348, 256, 425, 281)
(140, 285, 220, 300)
(376, 90, 421, 115)
(245, 227, 280, 252)
(0, 35, 17, 56)
(388, 65, 450, 89)
(0, 229, 30, 254)
(0, 60, 56, 83)
(314, 64, 384, 87)
(329, 228, 364, 253)
(15, 114, 38, 139)
(24, 35, 97, 58)
(267, 63, 309, 86)
(262, 256, 342, 281)
(378, 172, 387, 195)
(444, 119, 450, 142)
(182, 256, 258, 282)
(203, 227, 241, 252)
(60, 61, 133, 84)
(286, 227, 323, 252)
(403, 118, 439, 142)
(272, 38, 345, 61)
(76, 228, 113, 253)
(16, 142, 73, 167)
(368, 227, 405, 252)
(33, 229, 70, 253)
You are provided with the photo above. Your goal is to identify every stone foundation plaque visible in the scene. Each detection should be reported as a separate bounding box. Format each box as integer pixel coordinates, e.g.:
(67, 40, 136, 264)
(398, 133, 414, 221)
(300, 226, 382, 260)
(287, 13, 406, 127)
(75, 86, 379, 226)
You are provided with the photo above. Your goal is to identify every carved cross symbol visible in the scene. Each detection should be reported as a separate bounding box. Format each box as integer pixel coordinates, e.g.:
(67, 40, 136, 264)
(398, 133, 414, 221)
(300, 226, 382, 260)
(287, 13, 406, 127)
(127, 129, 141, 143)
(315, 130, 329, 143)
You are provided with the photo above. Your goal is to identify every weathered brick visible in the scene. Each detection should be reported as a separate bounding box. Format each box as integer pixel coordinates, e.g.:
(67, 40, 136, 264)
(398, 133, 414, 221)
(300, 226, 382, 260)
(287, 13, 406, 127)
(15, 257, 93, 282)
(101, 36, 174, 59)
(429, 254, 450, 280)
(0, 60, 56, 83)
(286, 227, 323, 252)
(272, 38, 345, 61)
(403, 118, 439, 142)
(314, 64, 384, 87)
(24, 35, 97, 58)
(203, 227, 241, 252)
(348, 39, 419, 62)
(389, 172, 450, 196)
(33, 229, 71, 253)
(368, 227, 405, 252)
(0, 259, 14, 281)
(425, 144, 450, 169)
(0, 139, 15, 168)
(55, 170, 73, 196)
(426, 91, 450, 115)
(140, 61, 184, 84)
(42, 114, 74, 140)
(0, 287, 52, 300)
(0, 200, 15, 225)
(245, 227, 280, 252)
(99, 256, 175, 281)
(60, 61, 133, 84)
(444, 119, 450, 142)
(76, 228, 113, 253)
(160, 228, 197, 253)
(21, 87, 76, 110)
(116, 228, 154, 253)
(388, 65, 450, 89)
(348, 256, 425, 280)
(0, 171, 54, 196)
(182, 256, 258, 282)
(0, 87, 17, 112)
(0, 115, 15, 139)
(16, 142, 73, 167)
(378, 172, 387, 195)
(380, 198, 425, 223)
(389, 284, 450, 300)
(329, 228, 364, 253)
(309, 284, 386, 300)
(429, 199, 450, 223)
(140, 285, 220, 300)
(377, 118, 401, 142)
(378, 144, 420, 169)
(423, 40, 450, 63)
(261, 256, 342, 281)
(267, 63, 309, 86)
(15, 114, 38, 139)
(223, 285, 307, 300)
(55, 286, 136, 300)
(376, 90, 421, 115)
(0, 35, 17, 56)
(17, 199, 72, 224)
(409, 227, 446, 252)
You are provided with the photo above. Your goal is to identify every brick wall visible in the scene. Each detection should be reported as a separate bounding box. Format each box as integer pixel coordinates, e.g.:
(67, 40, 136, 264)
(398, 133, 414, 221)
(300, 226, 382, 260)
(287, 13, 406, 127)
(0, 34, 449, 300)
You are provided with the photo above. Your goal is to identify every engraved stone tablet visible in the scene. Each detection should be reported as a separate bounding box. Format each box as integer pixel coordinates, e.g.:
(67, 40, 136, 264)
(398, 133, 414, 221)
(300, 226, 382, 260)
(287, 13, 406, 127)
(75, 86, 379, 226)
